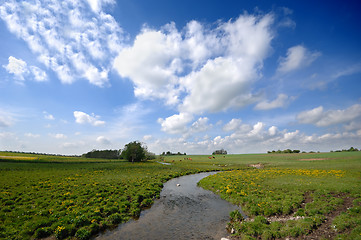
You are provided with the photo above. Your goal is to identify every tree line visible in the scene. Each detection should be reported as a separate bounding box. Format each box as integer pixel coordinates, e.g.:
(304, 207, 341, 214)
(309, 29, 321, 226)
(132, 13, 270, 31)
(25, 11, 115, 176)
(212, 149, 228, 155)
(82, 141, 155, 162)
(160, 151, 187, 156)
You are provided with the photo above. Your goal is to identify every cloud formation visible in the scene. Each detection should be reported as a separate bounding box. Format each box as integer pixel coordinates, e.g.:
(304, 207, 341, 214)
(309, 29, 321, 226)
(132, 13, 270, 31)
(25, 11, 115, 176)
(0, 0, 123, 86)
(96, 136, 111, 145)
(254, 94, 290, 110)
(3, 56, 47, 83)
(277, 45, 321, 73)
(114, 13, 274, 119)
(74, 111, 105, 126)
(0, 109, 15, 128)
(296, 104, 361, 127)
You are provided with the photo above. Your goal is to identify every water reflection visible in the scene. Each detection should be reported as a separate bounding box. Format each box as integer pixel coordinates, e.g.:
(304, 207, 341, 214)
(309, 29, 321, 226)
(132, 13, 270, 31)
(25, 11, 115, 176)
(96, 172, 242, 240)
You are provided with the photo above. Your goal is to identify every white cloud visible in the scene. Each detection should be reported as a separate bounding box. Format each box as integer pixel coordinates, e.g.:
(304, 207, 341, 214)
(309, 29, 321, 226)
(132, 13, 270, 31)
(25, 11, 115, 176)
(190, 117, 211, 133)
(277, 45, 321, 73)
(114, 13, 274, 116)
(0, 109, 15, 128)
(296, 106, 324, 125)
(297, 104, 361, 127)
(62, 141, 85, 149)
(158, 112, 193, 134)
(332, 62, 361, 79)
(86, 0, 115, 13)
(268, 126, 277, 136)
(0, 0, 124, 86)
(143, 135, 152, 141)
(249, 122, 265, 136)
(2, 56, 47, 83)
(0, 116, 13, 128)
(96, 136, 111, 145)
(113, 24, 182, 105)
(180, 57, 259, 114)
(43, 111, 55, 120)
(50, 133, 67, 139)
(281, 130, 299, 142)
(223, 118, 242, 132)
(74, 111, 105, 126)
(2, 56, 28, 81)
(254, 94, 290, 110)
(30, 66, 47, 82)
(25, 133, 40, 138)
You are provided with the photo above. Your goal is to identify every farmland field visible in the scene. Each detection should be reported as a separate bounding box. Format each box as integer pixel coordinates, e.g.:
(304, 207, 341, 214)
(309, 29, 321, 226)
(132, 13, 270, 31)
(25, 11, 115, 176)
(199, 151, 361, 239)
(0, 151, 360, 239)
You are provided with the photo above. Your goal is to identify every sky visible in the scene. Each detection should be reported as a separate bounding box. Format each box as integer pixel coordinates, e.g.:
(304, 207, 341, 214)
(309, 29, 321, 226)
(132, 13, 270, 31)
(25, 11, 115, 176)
(0, 0, 361, 155)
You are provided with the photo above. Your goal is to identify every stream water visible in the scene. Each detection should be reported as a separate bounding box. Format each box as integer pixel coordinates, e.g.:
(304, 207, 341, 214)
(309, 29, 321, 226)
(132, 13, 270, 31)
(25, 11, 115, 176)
(96, 172, 243, 240)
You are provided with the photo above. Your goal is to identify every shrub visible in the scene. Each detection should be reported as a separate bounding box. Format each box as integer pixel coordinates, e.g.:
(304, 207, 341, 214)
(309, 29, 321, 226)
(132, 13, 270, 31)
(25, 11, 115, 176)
(230, 210, 244, 221)
(34, 227, 52, 238)
(75, 227, 91, 240)
(54, 226, 68, 239)
(108, 213, 122, 224)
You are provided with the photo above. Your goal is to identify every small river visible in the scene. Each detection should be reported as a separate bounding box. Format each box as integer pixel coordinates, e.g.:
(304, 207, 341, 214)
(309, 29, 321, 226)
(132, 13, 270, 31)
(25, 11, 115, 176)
(96, 172, 243, 240)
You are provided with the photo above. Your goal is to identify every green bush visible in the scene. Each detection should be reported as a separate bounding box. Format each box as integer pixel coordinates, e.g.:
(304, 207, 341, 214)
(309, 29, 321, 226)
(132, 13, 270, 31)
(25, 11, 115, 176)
(54, 226, 69, 239)
(108, 213, 122, 224)
(75, 227, 91, 240)
(230, 209, 244, 221)
(34, 227, 52, 238)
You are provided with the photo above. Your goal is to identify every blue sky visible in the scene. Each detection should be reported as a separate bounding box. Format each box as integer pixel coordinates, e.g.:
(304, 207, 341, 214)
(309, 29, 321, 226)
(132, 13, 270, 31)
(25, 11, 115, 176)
(0, 0, 361, 155)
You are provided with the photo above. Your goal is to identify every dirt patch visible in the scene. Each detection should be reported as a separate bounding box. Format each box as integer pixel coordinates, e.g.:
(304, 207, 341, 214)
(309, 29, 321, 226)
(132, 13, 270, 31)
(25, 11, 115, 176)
(248, 163, 264, 169)
(297, 193, 354, 240)
(298, 158, 328, 161)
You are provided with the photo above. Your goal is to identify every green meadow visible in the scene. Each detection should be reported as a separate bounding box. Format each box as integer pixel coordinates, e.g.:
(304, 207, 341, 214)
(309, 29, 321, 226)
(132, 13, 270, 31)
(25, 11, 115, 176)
(0, 151, 360, 239)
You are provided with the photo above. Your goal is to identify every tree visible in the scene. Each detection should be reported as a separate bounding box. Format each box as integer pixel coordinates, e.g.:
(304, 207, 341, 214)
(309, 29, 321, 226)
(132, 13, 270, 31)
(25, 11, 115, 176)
(121, 141, 146, 162)
(82, 149, 121, 159)
(212, 149, 227, 155)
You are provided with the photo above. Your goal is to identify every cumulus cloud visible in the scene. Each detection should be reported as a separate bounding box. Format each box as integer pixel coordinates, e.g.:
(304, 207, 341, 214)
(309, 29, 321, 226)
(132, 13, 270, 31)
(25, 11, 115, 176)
(114, 13, 274, 116)
(96, 136, 111, 145)
(277, 45, 321, 73)
(297, 104, 361, 127)
(249, 122, 265, 136)
(254, 94, 291, 110)
(0, 0, 124, 86)
(268, 126, 278, 136)
(223, 118, 243, 132)
(158, 113, 212, 136)
(74, 111, 105, 126)
(158, 112, 193, 134)
(113, 24, 182, 105)
(190, 117, 211, 133)
(2, 56, 47, 83)
(147, 117, 361, 154)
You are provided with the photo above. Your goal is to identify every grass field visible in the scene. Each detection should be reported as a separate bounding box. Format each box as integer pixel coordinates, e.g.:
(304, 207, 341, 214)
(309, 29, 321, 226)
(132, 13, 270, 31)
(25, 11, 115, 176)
(0, 151, 360, 239)
(199, 151, 361, 239)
